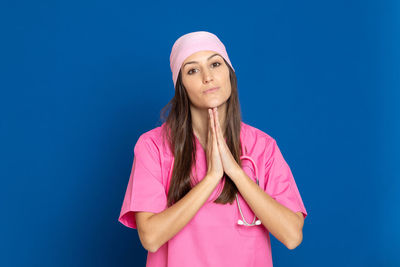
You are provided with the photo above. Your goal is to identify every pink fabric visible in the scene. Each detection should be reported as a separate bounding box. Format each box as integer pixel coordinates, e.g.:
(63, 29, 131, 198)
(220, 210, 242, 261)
(118, 122, 308, 267)
(170, 31, 235, 88)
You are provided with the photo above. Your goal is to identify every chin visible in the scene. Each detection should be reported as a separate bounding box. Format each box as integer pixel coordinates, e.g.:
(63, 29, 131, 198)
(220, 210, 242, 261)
(205, 100, 226, 109)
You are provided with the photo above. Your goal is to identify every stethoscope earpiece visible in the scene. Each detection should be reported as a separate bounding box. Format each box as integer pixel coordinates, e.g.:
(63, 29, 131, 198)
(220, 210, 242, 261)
(237, 219, 262, 226)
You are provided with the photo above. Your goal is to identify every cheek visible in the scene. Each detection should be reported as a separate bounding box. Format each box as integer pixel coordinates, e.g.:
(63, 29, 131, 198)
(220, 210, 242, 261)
(185, 87, 203, 105)
(183, 75, 203, 91)
(220, 69, 231, 88)
(224, 75, 232, 94)
(224, 86, 232, 99)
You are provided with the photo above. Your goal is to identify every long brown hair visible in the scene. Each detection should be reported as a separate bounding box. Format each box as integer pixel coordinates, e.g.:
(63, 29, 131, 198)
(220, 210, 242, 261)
(160, 58, 243, 207)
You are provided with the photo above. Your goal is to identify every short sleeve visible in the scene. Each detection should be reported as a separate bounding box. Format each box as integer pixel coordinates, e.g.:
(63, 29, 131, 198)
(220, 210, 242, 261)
(264, 138, 308, 219)
(118, 134, 168, 229)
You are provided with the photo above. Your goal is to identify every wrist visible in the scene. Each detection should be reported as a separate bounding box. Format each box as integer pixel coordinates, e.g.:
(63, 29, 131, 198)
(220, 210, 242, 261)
(227, 166, 243, 182)
(205, 173, 222, 182)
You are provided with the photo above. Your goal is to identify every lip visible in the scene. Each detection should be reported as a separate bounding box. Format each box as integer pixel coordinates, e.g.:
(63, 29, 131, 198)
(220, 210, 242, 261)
(204, 87, 220, 93)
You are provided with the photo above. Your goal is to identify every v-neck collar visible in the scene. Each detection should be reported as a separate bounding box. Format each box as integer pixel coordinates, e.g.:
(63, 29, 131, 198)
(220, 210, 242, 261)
(193, 134, 206, 151)
(192, 121, 246, 153)
(193, 132, 232, 152)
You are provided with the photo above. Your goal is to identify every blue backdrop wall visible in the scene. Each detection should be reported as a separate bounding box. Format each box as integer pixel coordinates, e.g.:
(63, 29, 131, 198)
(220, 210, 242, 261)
(1, 0, 399, 266)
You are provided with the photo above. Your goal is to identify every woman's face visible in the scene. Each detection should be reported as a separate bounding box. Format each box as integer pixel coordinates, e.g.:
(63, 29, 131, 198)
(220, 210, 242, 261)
(180, 50, 231, 109)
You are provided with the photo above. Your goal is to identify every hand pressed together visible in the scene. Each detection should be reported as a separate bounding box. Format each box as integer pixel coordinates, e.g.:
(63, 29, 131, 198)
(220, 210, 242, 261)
(205, 107, 241, 180)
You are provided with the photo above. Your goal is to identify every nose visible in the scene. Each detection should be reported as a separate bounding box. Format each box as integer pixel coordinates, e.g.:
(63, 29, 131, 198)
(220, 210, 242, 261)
(202, 68, 213, 84)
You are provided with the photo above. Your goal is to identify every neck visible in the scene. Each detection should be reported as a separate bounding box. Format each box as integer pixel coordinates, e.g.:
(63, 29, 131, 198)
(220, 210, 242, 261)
(191, 103, 227, 145)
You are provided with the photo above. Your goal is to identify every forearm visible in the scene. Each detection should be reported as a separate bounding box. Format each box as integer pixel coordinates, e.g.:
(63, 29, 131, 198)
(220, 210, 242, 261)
(231, 168, 303, 249)
(147, 175, 221, 252)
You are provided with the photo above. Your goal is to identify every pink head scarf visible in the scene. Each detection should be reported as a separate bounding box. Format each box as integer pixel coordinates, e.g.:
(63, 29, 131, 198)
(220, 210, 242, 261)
(169, 31, 235, 88)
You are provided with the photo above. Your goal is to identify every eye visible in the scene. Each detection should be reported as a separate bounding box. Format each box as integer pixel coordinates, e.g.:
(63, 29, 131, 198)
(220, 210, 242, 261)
(212, 62, 221, 67)
(187, 61, 221, 75)
(187, 68, 198, 75)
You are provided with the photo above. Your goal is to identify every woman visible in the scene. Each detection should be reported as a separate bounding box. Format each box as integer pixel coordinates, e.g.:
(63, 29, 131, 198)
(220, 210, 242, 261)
(118, 31, 308, 267)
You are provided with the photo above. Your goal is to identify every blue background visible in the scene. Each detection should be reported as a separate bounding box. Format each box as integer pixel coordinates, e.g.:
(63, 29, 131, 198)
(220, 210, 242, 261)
(1, 0, 399, 266)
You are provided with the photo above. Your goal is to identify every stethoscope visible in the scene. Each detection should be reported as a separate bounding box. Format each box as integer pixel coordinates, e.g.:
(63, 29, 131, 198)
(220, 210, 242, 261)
(235, 155, 262, 226)
(165, 136, 262, 227)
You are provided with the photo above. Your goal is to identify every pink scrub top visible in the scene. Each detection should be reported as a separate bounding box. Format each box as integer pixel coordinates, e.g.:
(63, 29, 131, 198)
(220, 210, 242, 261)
(118, 121, 308, 267)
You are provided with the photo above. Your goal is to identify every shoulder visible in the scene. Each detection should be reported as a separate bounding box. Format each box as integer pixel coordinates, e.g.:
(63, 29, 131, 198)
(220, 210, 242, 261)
(240, 122, 288, 167)
(240, 121, 276, 147)
(134, 123, 166, 154)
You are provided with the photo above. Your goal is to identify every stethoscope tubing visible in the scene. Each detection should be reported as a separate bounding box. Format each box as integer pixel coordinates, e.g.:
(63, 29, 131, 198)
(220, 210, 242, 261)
(236, 155, 262, 226)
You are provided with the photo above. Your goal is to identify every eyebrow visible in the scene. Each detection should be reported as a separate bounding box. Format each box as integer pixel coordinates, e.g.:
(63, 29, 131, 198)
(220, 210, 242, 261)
(182, 53, 221, 69)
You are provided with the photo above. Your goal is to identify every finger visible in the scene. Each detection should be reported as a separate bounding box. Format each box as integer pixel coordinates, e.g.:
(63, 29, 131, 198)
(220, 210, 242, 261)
(214, 108, 223, 141)
(212, 108, 220, 144)
(207, 109, 212, 140)
(208, 109, 212, 150)
(213, 108, 218, 133)
(210, 108, 217, 144)
(209, 109, 216, 149)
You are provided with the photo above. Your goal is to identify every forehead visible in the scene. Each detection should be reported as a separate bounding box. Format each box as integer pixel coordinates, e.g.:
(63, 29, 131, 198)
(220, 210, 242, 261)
(182, 50, 222, 64)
